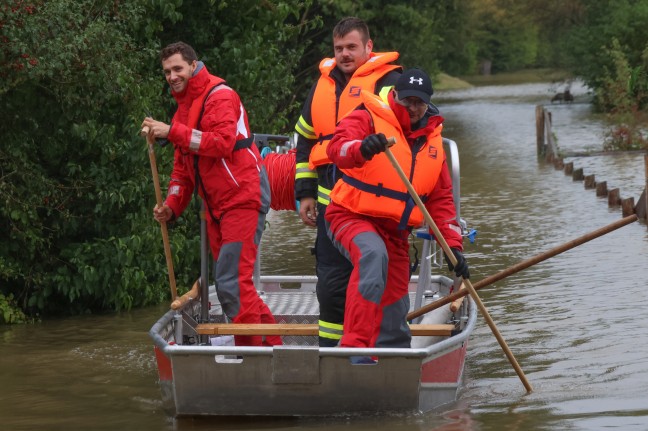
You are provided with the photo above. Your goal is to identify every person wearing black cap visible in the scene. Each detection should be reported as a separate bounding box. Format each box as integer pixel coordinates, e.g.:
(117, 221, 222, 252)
(323, 68, 469, 351)
(393, 67, 439, 128)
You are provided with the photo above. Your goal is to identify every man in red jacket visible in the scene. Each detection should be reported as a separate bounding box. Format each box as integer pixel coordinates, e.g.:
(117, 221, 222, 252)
(141, 42, 281, 347)
(325, 68, 470, 350)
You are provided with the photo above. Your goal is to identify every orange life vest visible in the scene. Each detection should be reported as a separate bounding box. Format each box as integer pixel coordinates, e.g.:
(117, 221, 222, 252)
(308, 52, 400, 169)
(329, 90, 445, 228)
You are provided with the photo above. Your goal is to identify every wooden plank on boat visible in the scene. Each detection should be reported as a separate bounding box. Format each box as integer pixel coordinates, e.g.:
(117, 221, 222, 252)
(195, 323, 455, 336)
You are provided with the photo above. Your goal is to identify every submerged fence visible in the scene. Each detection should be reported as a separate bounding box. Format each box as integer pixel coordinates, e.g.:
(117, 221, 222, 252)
(536, 105, 647, 224)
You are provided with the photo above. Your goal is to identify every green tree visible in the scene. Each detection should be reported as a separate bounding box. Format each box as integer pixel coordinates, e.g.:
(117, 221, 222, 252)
(0, 0, 314, 321)
(0, 0, 179, 317)
(565, 0, 648, 91)
(470, 0, 541, 73)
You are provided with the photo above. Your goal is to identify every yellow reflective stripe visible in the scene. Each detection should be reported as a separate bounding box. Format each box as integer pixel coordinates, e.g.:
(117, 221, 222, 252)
(296, 172, 318, 180)
(319, 320, 343, 330)
(379, 85, 394, 103)
(295, 115, 316, 139)
(295, 162, 317, 180)
(318, 320, 343, 340)
(319, 331, 342, 340)
(318, 185, 332, 195)
(317, 185, 331, 205)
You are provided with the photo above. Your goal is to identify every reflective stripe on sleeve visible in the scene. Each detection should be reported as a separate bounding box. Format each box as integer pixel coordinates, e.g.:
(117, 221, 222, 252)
(190, 129, 202, 152)
(317, 185, 331, 205)
(340, 139, 360, 157)
(318, 320, 343, 341)
(295, 115, 317, 139)
(448, 223, 462, 235)
(295, 162, 317, 180)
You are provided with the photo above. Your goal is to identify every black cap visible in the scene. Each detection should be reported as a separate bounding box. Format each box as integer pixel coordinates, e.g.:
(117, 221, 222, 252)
(395, 68, 433, 102)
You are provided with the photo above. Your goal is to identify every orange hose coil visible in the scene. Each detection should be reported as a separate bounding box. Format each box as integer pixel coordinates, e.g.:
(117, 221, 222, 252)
(262, 149, 297, 211)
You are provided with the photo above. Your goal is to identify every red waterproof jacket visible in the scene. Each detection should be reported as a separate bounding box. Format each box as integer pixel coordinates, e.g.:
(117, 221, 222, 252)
(326, 91, 463, 249)
(164, 64, 266, 227)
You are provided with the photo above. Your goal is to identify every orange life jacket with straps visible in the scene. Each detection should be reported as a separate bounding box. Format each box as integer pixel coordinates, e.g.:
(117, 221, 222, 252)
(308, 52, 400, 170)
(329, 90, 445, 229)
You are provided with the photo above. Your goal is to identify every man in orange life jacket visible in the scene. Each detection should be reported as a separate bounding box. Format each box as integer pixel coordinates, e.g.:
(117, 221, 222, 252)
(294, 17, 402, 347)
(141, 42, 281, 347)
(324, 68, 470, 349)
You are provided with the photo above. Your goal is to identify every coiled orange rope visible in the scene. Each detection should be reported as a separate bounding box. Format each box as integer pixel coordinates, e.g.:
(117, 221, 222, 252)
(263, 149, 296, 211)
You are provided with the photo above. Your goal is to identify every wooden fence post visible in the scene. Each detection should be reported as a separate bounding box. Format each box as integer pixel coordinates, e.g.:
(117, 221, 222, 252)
(536, 105, 545, 157)
(596, 181, 608, 197)
(544, 111, 556, 162)
(584, 174, 596, 189)
(635, 154, 648, 222)
(622, 198, 635, 217)
(608, 188, 621, 206)
(564, 162, 573, 175)
(644, 154, 648, 222)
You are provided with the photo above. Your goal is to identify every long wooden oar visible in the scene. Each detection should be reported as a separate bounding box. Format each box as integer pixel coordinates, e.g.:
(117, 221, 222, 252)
(408, 213, 638, 320)
(140, 126, 177, 301)
(384, 140, 533, 393)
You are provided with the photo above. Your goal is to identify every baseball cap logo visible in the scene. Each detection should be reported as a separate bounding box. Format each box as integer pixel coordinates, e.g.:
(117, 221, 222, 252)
(410, 77, 423, 85)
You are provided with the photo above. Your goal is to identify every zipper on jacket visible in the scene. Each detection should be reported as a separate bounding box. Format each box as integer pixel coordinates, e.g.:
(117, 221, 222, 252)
(408, 136, 427, 182)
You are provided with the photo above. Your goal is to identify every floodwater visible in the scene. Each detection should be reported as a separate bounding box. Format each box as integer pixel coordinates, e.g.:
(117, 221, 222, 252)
(2, 81, 647, 431)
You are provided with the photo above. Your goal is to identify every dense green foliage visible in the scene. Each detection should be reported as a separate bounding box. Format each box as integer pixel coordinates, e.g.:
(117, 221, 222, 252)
(561, 0, 648, 148)
(2, 0, 647, 321)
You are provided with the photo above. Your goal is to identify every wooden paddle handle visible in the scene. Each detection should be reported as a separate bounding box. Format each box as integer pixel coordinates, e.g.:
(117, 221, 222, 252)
(384, 144, 533, 393)
(449, 281, 466, 312)
(170, 279, 200, 310)
(408, 213, 639, 320)
(140, 125, 150, 137)
(145, 132, 178, 301)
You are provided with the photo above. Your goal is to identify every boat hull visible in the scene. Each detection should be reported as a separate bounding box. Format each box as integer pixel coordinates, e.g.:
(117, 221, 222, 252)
(149, 275, 476, 417)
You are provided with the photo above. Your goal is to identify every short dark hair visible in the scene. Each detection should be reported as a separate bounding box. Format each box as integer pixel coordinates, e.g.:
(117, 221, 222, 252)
(160, 41, 198, 63)
(333, 17, 370, 44)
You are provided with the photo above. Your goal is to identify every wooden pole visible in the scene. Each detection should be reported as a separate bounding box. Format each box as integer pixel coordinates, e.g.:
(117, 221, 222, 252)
(544, 110, 552, 161)
(596, 181, 608, 197)
(449, 282, 466, 312)
(535, 105, 545, 157)
(608, 188, 620, 206)
(564, 162, 574, 175)
(384, 142, 533, 393)
(622, 197, 635, 217)
(584, 175, 596, 189)
(407, 214, 638, 320)
(141, 126, 178, 300)
(171, 279, 200, 310)
(644, 154, 648, 223)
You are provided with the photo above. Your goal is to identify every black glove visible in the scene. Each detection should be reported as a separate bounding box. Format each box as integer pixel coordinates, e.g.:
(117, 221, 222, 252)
(445, 248, 470, 279)
(359, 133, 388, 160)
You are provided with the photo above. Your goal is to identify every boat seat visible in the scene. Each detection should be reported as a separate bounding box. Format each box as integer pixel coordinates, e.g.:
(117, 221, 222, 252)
(195, 323, 455, 337)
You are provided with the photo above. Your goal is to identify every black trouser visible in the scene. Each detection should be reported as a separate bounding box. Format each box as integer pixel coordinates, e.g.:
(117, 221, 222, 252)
(315, 202, 353, 346)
